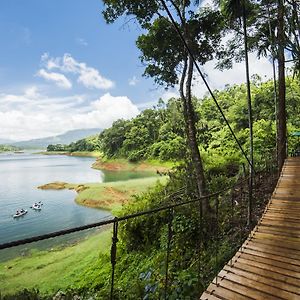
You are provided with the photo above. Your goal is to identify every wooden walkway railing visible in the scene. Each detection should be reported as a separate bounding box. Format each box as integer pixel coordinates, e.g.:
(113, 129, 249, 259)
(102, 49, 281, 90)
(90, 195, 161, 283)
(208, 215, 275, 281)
(200, 157, 300, 300)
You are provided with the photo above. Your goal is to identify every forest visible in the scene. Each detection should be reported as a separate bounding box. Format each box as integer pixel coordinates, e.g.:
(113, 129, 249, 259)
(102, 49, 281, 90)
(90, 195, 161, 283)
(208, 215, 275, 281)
(4, 0, 300, 299)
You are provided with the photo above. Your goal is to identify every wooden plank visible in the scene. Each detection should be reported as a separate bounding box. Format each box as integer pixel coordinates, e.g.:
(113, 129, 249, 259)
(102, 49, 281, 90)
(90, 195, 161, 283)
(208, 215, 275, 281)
(268, 200, 300, 206)
(228, 261, 300, 288)
(240, 247, 300, 267)
(276, 188, 300, 192)
(210, 277, 273, 300)
(199, 291, 222, 300)
(232, 256, 300, 281)
(238, 251, 300, 274)
(266, 209, 300, 216)
(216, 271, 280, 300)
(257, 224, 300, 237)
(267, 206, 300, 213)
(257, 222, 300, 232)
(257, 219, 300, 232)
(250, 236, 300, 253)
(272, 197, 300, 205)
(265, 208, 300, 217)
(219, 268, 299, 299)
(269, 198, 300, 204)
(250, 235, 300, 252)
(244, 240, 300, 260)
(260, 219, 300, 231)
(268, 203, 300, 209)
(253, 231, 300, 247)
(263, 212, 300, 221)
(275, 180, 300, 185)
(267, 207, 300, 213)
(206, 283, 252, 300)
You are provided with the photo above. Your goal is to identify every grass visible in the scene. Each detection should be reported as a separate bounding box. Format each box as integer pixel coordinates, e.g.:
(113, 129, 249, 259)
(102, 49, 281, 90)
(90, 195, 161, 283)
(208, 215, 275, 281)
(92, 157, 174, 172)
(74, 176, 168, 211)
(0, 228, 112, 296)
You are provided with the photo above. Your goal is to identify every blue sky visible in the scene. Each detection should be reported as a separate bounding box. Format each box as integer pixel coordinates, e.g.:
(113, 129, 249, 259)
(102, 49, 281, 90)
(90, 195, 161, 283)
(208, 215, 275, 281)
(0, 0, 274, 141)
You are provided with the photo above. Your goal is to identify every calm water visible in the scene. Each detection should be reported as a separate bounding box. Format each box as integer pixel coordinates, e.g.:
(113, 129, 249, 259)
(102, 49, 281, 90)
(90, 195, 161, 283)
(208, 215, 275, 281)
(0, 152, 156, 246)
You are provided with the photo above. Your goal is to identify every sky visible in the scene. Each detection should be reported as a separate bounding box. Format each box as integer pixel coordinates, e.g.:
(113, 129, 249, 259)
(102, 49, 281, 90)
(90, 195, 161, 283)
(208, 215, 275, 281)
(0, 0, 275, 141)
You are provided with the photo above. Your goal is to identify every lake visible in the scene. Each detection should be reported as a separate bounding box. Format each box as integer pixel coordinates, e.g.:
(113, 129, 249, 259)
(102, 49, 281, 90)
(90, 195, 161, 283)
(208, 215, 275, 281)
(0, 152, 156, 246)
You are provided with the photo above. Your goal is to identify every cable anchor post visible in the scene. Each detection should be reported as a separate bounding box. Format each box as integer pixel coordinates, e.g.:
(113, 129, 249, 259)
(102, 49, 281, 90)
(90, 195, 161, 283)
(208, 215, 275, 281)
(110, 218, 119, 300)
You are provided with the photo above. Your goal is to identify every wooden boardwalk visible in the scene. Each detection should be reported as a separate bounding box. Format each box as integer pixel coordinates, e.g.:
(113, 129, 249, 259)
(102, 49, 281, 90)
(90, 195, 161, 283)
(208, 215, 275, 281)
(200, 157, 300, 300)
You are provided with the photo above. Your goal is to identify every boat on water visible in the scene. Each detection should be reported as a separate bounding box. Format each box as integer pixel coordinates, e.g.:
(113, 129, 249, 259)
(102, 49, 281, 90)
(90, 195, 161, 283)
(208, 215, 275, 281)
(31, 202, 43, 210)
(13, 209, 28, 218)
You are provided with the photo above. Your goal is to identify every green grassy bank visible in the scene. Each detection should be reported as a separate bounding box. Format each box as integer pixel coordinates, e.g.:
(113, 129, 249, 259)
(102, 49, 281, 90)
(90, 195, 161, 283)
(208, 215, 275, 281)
(0, 228, 111, 296)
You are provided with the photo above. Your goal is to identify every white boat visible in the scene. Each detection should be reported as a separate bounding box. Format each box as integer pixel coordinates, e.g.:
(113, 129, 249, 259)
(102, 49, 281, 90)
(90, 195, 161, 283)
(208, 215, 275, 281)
(13, 209, 28, 218)
(31, 203, 42, 210)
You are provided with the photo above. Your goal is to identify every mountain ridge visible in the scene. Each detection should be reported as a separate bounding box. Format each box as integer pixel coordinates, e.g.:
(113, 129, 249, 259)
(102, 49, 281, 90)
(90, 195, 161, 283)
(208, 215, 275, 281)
(10, 128, 102, 149)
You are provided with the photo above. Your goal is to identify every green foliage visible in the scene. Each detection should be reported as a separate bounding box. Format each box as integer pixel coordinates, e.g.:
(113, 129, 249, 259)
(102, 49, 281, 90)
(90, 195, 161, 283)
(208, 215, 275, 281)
(47, 135, 100, 153)
(0, 144, 21, 152)
(98, 98, 188, 162)
(46, 143, 68, 152)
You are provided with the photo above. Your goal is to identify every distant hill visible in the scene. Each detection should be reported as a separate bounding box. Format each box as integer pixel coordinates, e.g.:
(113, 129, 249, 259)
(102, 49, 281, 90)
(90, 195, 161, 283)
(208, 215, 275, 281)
(0, 138, 15, 144)
(11, 128, 102, 149)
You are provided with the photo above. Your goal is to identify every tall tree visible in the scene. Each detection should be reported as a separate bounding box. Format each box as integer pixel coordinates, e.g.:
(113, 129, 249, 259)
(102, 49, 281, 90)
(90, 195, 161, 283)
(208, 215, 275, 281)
(277, 0, 287, 169)
(254, 0, 299, 168)
(102, 0, 223, 212)
(285, 0, 300, 77)
(218, 0, 255, 225)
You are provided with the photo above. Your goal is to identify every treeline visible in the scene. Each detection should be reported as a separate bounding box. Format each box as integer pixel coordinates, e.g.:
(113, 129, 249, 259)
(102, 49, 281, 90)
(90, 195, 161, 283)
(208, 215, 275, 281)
(99, 99, 186, 162)
(47, 135, 100, 152)
(0, 145, 20, 152)
(47, 76, 300, 170)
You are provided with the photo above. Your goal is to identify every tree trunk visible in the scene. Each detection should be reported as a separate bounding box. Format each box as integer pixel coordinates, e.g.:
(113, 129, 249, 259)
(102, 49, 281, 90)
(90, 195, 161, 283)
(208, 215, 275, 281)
(177, 1, 208, 213)
(277, 0, 287, 170)
(182, 56, 209, 213)
(267, 2, 279, 165)
(242, 3, 254, 227)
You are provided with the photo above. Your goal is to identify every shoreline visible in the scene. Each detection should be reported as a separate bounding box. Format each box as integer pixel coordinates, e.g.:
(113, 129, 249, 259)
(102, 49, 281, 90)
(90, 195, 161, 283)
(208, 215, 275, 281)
(37, 150, 101, 157)
(37, 154, 171, 211)
(91, 157, 171, 172)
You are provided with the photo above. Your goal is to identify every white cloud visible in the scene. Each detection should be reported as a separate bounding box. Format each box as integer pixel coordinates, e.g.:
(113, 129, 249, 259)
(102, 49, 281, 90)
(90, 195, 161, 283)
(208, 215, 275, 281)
(160, 90, 179, 101)
(24, 86, 40, 99)
(128, 76, 139, 86)
(192, 54, 274, 98)
(72, 93, 139, 128)
(41, 53, 114, 90)
(78, 66, 114, 89)
(199, 0, 214, 7)
(37, 69, 72, 89)
(0, 88, 139, 141)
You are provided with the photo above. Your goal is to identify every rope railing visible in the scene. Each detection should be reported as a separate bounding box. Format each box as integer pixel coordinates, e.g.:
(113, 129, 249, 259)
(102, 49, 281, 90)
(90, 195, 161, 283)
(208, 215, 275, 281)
(0, 161, 279, 299)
